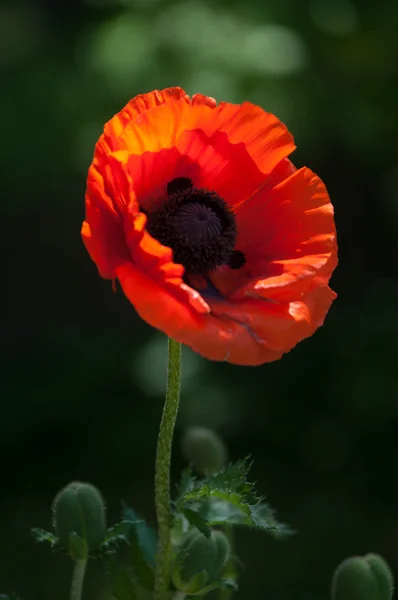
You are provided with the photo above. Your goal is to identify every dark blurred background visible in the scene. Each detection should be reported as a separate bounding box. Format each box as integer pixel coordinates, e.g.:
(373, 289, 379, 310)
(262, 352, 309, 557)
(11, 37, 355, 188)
(2, 0, 398, 597)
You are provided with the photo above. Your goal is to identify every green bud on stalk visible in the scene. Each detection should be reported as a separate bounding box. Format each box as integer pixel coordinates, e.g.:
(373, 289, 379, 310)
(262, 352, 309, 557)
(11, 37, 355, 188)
(332, 554, 394, 600)
(172, 529, 230, 595)
(181, 427, 227, 475)
(52, 481, 106, 558)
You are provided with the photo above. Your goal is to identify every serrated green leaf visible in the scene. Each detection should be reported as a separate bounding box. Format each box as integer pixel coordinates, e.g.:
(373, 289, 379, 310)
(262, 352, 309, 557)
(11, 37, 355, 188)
(185, 491, 253, 524)
(121, 505, 158, 567)
(201, 460, 253, 495)
(175, 459, 291, 537)
(106, 554, 138, 600)
(249, 502, 293, 536)
(177, 468, 196, 497)
(101, 517, 155, 592)
(101, 521, 137, 554)
(181, 507, 212, 539)
(30, 528, 57, 546)
(176, 460, 256, 508)
(125, 523, 155, 590)
(194, 498, 250, 526)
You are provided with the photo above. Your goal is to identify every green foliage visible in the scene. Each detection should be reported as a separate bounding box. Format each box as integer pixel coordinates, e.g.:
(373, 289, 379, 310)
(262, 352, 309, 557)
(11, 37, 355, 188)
(175, 459, 292, 537)
(32, 503, 157, 600)
(181, 508, 212, 539)
(121, 505, 158, 567)
(121, 520, 155, 590)
(30, 528, 58, 548)
(102, 508, 156, 600)
(106, 554, 139, 600)
(0, 595, 21, 600)
(101, 521, 135, 554)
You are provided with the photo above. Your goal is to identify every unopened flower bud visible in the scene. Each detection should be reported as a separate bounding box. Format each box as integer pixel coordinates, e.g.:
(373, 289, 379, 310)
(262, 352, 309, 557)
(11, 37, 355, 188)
(52, 482, 106, 556)
(172, 529, 230, 595)
(332, 554, 394, 600)
(181, 427, 227, 475)
(365, 554, 394, 600)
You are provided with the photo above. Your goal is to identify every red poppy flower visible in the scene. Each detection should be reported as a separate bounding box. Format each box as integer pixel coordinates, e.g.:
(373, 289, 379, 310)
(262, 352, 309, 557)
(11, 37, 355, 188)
(82, 87, 337, 366)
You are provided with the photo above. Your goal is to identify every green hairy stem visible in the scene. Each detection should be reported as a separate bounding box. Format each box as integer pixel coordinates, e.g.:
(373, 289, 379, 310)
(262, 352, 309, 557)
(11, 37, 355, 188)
(154, 338, 182, 600)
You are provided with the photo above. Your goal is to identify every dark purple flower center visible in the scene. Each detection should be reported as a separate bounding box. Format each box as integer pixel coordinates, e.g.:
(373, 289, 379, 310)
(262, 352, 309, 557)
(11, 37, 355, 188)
(174, 202, 223, 243)
(145, 177, 246, 275)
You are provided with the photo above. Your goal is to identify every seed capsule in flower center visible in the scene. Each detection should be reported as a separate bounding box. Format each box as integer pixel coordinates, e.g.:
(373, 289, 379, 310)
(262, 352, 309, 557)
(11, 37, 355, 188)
(174, 202, 222, 243)
(146, 178, 244, 275)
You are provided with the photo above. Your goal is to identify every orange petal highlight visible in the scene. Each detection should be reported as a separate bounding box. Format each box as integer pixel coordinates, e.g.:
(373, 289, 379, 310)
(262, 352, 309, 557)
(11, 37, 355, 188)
(102, 87, 188, 151)
(182, 101, 296, 179)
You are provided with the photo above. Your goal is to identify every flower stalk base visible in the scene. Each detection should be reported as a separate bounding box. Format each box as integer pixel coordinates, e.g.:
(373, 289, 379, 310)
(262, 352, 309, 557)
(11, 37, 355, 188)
(154, 338, 182, 600)
(70, 559, 87, 600)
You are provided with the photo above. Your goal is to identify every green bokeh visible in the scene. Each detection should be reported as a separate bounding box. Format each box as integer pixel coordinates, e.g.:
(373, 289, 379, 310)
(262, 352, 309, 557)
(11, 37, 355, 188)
(1, 0, 398, 598)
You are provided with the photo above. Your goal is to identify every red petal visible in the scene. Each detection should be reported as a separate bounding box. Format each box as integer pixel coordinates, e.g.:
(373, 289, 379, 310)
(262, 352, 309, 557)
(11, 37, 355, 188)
(182, 101, 296, 181)
(82, 161, 130, 279)
(176, 129, 267, 208)
(208, 284, 336, 354)
(116, 262, 282, 365)
(125, 146, 200, 213)
(209, 165, 337, 300)
(236, 167, 336, 261)
(98, 96, 295, 208)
